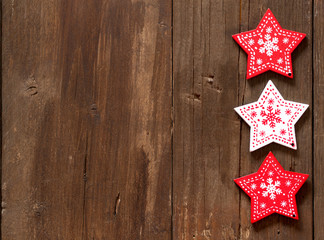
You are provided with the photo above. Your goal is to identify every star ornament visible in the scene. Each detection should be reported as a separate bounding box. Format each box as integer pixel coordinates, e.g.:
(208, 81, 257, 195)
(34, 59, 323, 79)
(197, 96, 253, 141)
(233, 9, 306, 79)
(235, 80, 308, 151)
(234, 152, 308, 223)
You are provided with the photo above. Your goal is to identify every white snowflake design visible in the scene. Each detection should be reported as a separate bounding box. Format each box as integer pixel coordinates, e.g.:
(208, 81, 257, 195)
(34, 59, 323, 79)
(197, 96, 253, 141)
(258, 34, 279, 57)
(260, 202, 266, 209)
(285, 180, 292, 187)
(266, 27, 273, 33)
(281, 201, 287, 207)
(251, 183, 257, 190)
(277, 58, 283, 64)
(260, 178, 282, 200)
(257, 58, 263, 65)
(268, 170, 274, 176)
(248, 39, 255, 45)
(283, 38, 289, 44)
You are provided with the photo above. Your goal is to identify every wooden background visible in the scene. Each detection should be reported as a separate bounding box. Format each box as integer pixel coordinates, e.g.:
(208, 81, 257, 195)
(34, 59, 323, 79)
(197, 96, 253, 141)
(2, 0, 323, 239)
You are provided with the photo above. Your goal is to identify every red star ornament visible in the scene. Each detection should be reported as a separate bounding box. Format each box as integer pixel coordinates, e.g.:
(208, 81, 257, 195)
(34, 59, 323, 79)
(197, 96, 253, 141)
(233, 9, 306, 79)
(234, 80, 308, 151)
(234, 152, 308, 223)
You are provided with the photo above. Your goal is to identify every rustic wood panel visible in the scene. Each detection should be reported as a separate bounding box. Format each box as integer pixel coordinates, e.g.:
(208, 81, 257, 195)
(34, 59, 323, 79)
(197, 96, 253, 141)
(314, 0, 324, 239)
(173, 0, 242, 239)
(81, 1, 172, 239)
(2, 0, 172, 239)
(2, 1, 87, 238)
(2, 0, 323, 240)
(173, 1, 313, 240)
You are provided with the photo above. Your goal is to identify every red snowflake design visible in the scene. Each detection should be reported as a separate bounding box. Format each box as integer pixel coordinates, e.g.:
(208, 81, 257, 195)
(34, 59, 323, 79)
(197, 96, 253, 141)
(268, 98, 274, 105)
(280, 129, 286, 136)
(285, 109, 292, 115)
(251, 111, 257, 118)
(260, 106, 282, 128)
(234, 81, 309, 151)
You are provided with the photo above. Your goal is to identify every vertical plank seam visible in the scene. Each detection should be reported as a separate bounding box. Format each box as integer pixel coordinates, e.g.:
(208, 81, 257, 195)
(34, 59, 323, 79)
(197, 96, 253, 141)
(171, 0, 174, 238)
(238, 1, 249, 238)
(191, 0, 195, 236)
(81, 132, 89, 240)
(0, 0, 2, 237)
(237, 0, 242, 238)
(311, 0, 315, 239)
(201, 0, 206, 227)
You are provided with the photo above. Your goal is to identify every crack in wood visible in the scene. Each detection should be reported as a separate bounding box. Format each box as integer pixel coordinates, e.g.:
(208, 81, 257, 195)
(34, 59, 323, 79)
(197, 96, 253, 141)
(113, 192, 121, 217)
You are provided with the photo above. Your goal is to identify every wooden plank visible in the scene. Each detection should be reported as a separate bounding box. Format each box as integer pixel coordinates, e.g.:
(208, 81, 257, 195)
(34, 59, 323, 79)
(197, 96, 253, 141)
(2, 1, 87, 238)
(173, 0, 242, 239)
(238, 2, 313, 239)
(314, 0, 324, 239)
(82, 1, 172, 239)
(173, 0, 314, 239)
(2, 0, 172, 239)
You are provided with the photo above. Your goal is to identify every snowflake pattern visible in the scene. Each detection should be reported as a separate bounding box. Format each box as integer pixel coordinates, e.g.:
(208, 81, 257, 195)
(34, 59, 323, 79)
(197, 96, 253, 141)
(251, 111, 257, 118)
(268, 170, 274, 176)
(232, 9, 306, 79)
(280, 129, 286, 136)
(268, 98, 274, 105)
(258, 34, 279, 56)
(234, 152, 309, 223)
(285, 180, 292, 187)
(259, 130, 266, 137)
(248, 39, 255, 45)
(260, 178, 282, 200)
(260, 106, 282, 128)
(281, 201, 287, 207)
(234, 81, 309, 151)
(285, 109, 292, 115)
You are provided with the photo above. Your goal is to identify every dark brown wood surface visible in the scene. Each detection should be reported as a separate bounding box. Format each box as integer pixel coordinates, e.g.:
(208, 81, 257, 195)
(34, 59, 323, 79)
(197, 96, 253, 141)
(1, 0, 323, 239)
(314, 0, 324, 240)
(2, 0, 172, 239)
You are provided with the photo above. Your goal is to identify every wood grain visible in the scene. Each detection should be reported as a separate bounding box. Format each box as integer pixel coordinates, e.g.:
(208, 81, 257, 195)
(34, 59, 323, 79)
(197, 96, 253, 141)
(81, 1, 172, 239)
(173, 0, 241, 239)
(2, 0, 323, 239)
(2, 0, 172, 239)
(314, 1, 324, 239)
(173, 1, 313, 240)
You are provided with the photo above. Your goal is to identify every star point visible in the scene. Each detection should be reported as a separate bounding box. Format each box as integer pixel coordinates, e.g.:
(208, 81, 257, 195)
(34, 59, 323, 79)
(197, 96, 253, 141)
(233, 9, 306, 79)
(234, 80, 308, 151)
(234, 152, 308, 223)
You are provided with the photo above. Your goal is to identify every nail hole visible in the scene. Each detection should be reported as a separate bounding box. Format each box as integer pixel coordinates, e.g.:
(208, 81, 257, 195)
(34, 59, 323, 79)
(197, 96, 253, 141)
(288, 72, 292, 76)
(193, 93, 201, 100)
(291, 143, 295, 147)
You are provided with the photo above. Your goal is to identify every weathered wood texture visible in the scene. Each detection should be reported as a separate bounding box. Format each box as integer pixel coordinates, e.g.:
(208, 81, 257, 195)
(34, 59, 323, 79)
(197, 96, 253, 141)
(173, 0, 241, 239)
(173, 0, 314, 240)
(314, 0, 324, 239)
(2, 0, 172, 239)
(2, 0, 323, 240)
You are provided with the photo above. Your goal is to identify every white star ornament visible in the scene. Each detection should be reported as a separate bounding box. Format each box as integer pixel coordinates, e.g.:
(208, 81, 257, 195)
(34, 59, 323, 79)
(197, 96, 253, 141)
(234, 80, 308, 151)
